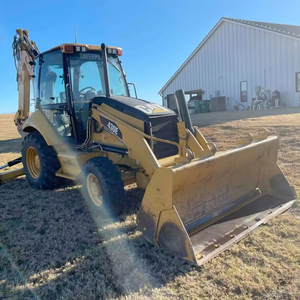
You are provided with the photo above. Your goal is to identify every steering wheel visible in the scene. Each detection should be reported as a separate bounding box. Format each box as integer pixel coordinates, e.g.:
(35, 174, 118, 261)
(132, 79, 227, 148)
(79, 86, 95, 94)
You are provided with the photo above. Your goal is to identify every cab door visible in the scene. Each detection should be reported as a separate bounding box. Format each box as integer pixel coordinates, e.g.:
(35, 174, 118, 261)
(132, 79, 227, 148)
(35, 50, 74, 138)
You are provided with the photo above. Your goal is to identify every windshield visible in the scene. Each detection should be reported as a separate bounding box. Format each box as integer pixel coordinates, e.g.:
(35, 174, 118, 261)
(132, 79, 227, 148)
(69, 51, 129, 101)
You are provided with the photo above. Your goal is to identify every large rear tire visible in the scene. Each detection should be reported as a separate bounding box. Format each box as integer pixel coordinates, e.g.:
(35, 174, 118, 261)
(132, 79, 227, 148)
(82, 157, 125, 217)
(21, 131, 62, 189)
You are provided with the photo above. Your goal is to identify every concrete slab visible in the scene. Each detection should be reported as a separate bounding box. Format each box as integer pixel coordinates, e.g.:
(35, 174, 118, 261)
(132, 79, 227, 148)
(191, 107, 300, 126)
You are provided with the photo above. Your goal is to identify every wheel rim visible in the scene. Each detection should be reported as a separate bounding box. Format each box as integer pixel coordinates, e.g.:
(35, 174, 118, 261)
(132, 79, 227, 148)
(86, 173, 103, 206)
(26, 147, 41, 179)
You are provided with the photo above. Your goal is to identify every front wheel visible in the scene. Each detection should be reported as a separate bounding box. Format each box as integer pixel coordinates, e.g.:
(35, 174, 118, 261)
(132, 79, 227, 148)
(82, 157, 125, 217)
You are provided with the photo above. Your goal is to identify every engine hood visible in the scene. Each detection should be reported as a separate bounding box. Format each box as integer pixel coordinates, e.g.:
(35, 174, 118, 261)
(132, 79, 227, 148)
(92, 95, 176, 121)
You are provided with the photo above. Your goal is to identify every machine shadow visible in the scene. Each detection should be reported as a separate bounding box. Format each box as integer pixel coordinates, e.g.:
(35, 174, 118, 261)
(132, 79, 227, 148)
(0, 138, 22, 154)
(0, 178, 194, 299)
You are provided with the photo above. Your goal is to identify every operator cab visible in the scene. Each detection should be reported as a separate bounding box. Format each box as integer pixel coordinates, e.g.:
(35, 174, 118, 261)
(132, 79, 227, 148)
(34, 44, 128, 144)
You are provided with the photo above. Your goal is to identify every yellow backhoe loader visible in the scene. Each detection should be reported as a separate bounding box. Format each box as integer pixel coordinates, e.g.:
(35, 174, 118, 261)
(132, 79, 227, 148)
(0, 29, 297, 265)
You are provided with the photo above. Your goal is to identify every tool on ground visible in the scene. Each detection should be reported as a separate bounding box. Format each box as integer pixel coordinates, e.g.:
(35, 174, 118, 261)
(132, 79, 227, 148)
(0, 157, 24, 185)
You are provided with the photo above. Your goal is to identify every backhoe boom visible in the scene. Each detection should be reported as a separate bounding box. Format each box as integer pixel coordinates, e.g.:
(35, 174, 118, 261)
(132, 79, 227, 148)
(12, 29, 39, 131)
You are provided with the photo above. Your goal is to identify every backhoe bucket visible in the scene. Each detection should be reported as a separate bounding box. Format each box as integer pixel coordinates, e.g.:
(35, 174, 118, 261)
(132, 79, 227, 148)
(137, 136, 297, 265)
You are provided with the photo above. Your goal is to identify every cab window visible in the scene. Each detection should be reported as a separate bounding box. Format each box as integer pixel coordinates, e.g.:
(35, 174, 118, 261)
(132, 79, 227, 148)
(107, 56, 128, 96)
(78, 61, 104, 95)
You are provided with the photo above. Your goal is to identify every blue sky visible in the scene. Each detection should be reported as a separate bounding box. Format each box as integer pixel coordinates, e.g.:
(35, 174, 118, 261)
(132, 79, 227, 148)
(1, 0, 300, 113)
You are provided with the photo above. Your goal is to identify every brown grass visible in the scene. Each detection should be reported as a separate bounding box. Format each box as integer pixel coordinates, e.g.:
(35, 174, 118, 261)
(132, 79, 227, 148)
(1, 112, 300, 299)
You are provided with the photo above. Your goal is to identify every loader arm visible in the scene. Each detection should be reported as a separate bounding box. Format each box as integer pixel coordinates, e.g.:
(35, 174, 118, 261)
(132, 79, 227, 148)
(91, 104, 216, 177)
(12, 29, 40, 129)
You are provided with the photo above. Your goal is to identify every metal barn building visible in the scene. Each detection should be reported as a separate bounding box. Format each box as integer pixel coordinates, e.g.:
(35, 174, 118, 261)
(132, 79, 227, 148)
(159, 17, 300, 110)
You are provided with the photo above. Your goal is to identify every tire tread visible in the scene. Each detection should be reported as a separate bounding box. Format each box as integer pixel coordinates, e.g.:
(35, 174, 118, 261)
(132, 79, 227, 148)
(21, 131, 62, 189)
(82, 157, 125, 216)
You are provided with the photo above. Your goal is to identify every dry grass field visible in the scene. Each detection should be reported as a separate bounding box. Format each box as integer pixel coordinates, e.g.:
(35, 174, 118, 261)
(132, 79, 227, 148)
(1, 112, 300, 299)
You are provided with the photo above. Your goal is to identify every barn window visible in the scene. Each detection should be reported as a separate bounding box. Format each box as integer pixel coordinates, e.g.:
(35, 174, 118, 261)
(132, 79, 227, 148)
(296, 72, 300, 92)
(240, 81, 248, 102)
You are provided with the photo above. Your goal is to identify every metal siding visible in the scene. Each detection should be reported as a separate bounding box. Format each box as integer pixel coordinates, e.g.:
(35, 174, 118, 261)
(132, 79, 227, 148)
(293, 40, 299, 105)
(241, 25, 246, 82)
(298, 39, 300, 101)
(210, 33, 213, 95)
(192, 51, 197, 88)
(206, 38, 211, 97)
(220, 23, 225, 98)
(260, 31, 266, 87)
(214, 33, 219, 96)
(275, 35, 281, 91)
(162, 20, 300, 108)
(254, 29, 260, 87)
(202, 43, 208, 97)
(234, 23, 240, 103)
(297, 39, 300, 105)
(297, 40, 300, 105)
(281, 36, 288, 102)
(224, 22, 231, 101)
(269, 33, 276, 94)
(237, 23, 243, 102)
(209, 36, 213, 97)
(215, 25, 219, 95)
(229, 22, 234, 103)
(211, 33, 216, 96)
(246, 26, 252, 101)
(219, 24, 224, 96)
(236, 23, 242, 102)
(264, 32, 271, 91)
(233, 23, 238, 105)
(185, 59, 189, 91)
(187, 58, 192, 91)
(203, 43, 207, 96)
(184, 65, 189, 91)
(195, 54, 199, 87)
(286, 38, 293, 105)
(196, 48, 200, 89)
(216, 30, 221, 94)
(211, 34, 216, 97)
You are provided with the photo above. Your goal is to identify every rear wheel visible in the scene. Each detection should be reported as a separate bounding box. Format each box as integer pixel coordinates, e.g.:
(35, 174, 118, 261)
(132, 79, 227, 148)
(82, 157, 125, 217)
(21, 131, 62, 189)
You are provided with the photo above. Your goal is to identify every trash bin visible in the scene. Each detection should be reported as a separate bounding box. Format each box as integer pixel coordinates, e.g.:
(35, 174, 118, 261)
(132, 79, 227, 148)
(202, 100, 211, 113)
(195, 101, 211, 113)
(194, 101, 201, 113)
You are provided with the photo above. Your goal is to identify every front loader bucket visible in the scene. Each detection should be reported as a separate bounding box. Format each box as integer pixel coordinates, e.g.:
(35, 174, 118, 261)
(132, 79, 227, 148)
(137, 136, 297, 265)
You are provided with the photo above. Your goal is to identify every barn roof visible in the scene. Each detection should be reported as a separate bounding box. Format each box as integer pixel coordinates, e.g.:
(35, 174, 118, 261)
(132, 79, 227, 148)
(224, 17, 300, 37)
(158, 17, 300, 95)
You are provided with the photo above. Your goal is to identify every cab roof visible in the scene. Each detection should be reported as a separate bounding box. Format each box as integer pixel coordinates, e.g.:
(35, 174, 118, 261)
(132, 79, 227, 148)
(49, 43, 122, 53)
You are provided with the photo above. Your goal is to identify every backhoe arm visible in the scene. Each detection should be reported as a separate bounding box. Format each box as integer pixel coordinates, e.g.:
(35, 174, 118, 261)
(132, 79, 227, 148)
(13, 29, 39, 133)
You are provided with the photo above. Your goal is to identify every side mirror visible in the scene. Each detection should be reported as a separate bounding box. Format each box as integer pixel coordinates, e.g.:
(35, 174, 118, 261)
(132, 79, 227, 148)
(128, 83, 138, 98)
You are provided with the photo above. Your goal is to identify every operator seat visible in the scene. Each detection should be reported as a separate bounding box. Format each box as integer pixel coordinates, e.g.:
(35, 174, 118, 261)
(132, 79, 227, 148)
(75, 89, 96, 144)
(81, 89, 96, 130)
(43, 67, 69, 133)
(39, 66, 58, 123)
(44, 66, 57, 102)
